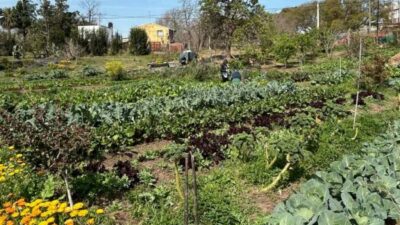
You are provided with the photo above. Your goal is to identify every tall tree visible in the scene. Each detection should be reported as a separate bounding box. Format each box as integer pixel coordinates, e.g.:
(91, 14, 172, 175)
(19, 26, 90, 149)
(0, 8, 16, 35)
(80, 0, 100, 24)
(14, 0, 36, 39)
(38, 0, 54, 55)
(200, 0, 263, 56)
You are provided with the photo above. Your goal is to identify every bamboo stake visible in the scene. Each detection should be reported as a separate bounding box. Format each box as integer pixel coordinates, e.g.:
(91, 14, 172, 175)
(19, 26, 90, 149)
(174, 163, 184, 201)
(184, 154, 189, 225)
(353, 38, 362, 131)
(64, 170, 74, 208)
(191, 153, 199, 225)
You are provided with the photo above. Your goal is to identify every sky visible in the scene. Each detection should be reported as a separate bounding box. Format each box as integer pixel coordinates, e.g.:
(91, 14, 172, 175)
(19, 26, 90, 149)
(0, 0, 310, 37)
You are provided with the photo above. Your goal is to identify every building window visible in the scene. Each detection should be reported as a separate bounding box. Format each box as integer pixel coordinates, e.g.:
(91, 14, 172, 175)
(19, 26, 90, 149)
(157, 30, 164, 37)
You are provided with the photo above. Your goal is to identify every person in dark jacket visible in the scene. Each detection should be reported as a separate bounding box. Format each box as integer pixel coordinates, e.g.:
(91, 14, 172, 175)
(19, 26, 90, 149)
(220, 59, 229, 82)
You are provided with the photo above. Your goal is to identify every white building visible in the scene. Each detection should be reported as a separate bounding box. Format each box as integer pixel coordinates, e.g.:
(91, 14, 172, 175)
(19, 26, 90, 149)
(390, 1, 400, 24)
(78, 23, 113, 42)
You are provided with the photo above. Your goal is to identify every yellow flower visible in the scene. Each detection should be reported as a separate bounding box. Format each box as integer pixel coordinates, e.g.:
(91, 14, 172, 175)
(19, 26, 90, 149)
(46, 217, 55, 223)
(8, 146, 15, 151)
(64, 207, 72, 213)
(16, 154, 23, 158)
(38, 222, 48, 225)
(21, 208, 30, 216)
(29, 219, 37, 225)
(72, 203, 84, 210)
(78, 210, 88, 217)
(70, 210, 79, 217)
(11, 212, 19, 218)
(95, 209, 104, 214)
(64, 219, 74, 225)
(86, 218, 95, 225)
(0, 176, 5, 182)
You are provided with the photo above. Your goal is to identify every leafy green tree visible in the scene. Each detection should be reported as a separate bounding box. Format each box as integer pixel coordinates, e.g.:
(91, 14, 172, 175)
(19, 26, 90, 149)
(0, 8, 16, 36)
(0, 32, 16, 56)
(38, 0, 54, 55)
(14, 0, 36, 40)
(25, 22, 47, 58)
(87, 28, 108, 56)
(295, 30, 317, 65)
(272, 34, 297, 67)
(200, 0, 263, 56)
(111, 32, 123, 55)
(129, 28, 150, 55)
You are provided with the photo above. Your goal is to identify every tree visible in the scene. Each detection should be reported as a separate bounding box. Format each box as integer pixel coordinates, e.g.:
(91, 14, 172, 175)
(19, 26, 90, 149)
(295, 30, 317, 65)
(80, 0, 100, 25)
(129, 28, 150, 55)
(25, 21, 47, 58)
(14, 0, 36, 40)
(272, 34, 297, 68)
(38, 0, 54, 55)
(200, 0, 263, 56)
(87, 28, 108, 56)
(111, 32, 123, 55)
(0, 8, 16, 36)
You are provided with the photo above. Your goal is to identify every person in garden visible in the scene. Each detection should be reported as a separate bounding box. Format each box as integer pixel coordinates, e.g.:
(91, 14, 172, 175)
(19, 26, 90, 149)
(220, 59, 230, 82)
(231, 70, 242, 84)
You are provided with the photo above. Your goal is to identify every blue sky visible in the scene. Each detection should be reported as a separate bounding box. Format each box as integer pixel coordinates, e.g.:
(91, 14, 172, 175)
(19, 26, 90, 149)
(0, 0, 309, 37)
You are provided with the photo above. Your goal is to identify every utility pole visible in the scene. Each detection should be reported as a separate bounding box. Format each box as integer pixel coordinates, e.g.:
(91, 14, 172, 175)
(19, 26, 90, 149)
(377, 0, 380, 40)
(317, 0, 320, 29)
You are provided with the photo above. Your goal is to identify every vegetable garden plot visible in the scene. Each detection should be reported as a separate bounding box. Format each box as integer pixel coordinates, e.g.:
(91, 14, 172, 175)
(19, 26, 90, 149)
(266, 121, 400, 225)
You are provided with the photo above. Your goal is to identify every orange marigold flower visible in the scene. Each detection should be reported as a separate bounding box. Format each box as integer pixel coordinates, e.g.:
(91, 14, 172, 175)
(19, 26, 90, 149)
(5, 207, 15, 214)
(2, 202, 12, 208)
(6, 220, 14, 225)
(21, 216, 32, 225)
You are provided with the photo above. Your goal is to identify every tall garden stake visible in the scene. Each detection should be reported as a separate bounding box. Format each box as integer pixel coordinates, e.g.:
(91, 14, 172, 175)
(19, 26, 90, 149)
(184, 153, 189, 225)
(352, 37, 362, 139)
(191, 152, 199, 225)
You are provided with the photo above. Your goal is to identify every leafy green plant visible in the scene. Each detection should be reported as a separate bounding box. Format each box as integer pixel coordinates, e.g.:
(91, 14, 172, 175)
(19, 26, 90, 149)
(139, 169, 157, 187)
(262, 130, 304, 192)
(82, 65, 100, 77)
(49, 69, 69, 79)
(105, 61, 125, 81)
(266, 121, 400, 225)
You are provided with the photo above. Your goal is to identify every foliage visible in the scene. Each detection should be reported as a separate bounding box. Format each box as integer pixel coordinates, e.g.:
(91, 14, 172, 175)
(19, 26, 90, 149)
(360, 54, 389, 91)
(0, 106, 96, 174)
(82, 66, 100, 77)
(105, 61, 125, 81)
(129, 28, 150, 55)
(110, 32, 123, 55)
(267, 121, 400, 225)
(272, 34, 297, 67)
(49, 69, 69, 79)
(72, 172, 130, 203)
(87, 29, 109, 56)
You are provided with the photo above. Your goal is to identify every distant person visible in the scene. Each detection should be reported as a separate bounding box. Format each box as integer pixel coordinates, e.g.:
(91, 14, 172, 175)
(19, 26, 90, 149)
(220, 59, 229, 82)
(231, 70, 242, 84)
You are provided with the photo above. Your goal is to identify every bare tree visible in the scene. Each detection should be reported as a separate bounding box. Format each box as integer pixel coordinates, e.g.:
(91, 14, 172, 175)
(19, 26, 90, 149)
(80, 0, 100, 24)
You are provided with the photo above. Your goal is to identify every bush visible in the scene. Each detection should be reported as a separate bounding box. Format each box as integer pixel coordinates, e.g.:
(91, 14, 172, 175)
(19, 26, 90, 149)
(129, 28, 150, 55)
(82, 66, 100, 77)
(360, 54, 389, 91)
(49, 69, 69, 79)
(105, 61, 125, 81)
(111, 32, 123, 55)
(193, 64, 218, 81)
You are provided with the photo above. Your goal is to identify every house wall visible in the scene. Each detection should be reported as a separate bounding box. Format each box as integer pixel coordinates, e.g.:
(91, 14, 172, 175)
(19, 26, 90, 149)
(138, 23, 171, 45)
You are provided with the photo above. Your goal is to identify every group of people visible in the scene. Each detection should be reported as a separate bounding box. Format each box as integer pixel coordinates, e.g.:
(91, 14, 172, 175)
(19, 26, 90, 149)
(220, 59, 241, 83)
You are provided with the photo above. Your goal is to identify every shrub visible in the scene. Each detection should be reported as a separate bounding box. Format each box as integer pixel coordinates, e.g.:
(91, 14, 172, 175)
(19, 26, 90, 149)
(360, 54, 389, 91)
(111, 32, 123, 55)
(82, 66, 100, 77)
(193, 64, 218, 81)
(129, 28, 150, 55)
(105, 61, 125, 81)
(49, 69, 69, 79)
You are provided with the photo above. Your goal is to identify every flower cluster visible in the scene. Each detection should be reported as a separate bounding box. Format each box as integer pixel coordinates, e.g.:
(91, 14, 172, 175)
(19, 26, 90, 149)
(0, 146, 25, 183)
(0, 199, 105, 225)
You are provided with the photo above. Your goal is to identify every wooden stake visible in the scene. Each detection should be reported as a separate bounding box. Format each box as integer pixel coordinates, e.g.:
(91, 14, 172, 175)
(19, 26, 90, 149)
(353, 37, 362, 130)
(184, 153, 189, 225)
(191, 153, 199, 225)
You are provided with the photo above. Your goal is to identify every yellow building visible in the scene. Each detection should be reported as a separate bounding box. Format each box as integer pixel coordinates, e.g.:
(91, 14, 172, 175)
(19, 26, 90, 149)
(137, 23, 174, 51)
